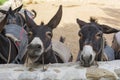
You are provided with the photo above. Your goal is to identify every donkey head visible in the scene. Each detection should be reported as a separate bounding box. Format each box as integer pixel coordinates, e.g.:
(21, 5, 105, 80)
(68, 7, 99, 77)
(76, 17, 119, 67)
(0, 5, 23, 25)
(0, 4, 36, 27)
(25, 5, 62, 62)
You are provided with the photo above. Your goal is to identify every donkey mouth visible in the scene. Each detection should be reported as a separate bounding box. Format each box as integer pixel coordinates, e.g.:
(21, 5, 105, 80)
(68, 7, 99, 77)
(28, 49, 43, 62)
(28, 49, 42, 57)
(81, 61, 91, 67)
(83, 63, 91, 67)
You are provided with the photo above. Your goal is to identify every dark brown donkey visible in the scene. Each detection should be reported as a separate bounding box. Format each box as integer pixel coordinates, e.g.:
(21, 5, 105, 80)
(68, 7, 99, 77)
(0, 5, 36, 43)
(76, 17, 119, 67)
(0, 8, 28, 64)
(25, 5, 73, 64)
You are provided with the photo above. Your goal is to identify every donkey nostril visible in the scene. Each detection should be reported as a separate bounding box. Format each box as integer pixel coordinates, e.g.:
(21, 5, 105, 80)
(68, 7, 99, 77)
(80, 54, 93, 65)
(27, 44, 32, 49)
(81, 54, 84, 61)
(89, 55, 92, 61)
(36, 44, 41, 49)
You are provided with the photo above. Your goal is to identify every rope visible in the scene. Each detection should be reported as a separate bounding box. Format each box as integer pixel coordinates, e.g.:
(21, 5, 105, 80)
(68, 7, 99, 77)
(25, 51, 29, 67)
(101, 37, 108, 61)
(42, 43, 59, 71)
(45, 43, 58, 63)
(44, 42, 52, 52)
(96, 37, 108, 61)
(0, 38, 11, 63)
(7, 38, 11, 64)
(52, 49, 58, 63)
(42, 54, 46, 71)
(97, 37, 104, 55)
(101, 37, 105, 60)
(0, 53, 7, 62)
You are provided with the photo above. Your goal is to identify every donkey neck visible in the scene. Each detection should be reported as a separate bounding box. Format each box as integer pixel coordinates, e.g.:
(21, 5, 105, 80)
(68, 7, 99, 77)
(95, 37, 106, 61)
(39, 47, 63, 64)
(42, 48, 56, 64)
(0, 34, 18, 63)
(0, 34, 10, 62)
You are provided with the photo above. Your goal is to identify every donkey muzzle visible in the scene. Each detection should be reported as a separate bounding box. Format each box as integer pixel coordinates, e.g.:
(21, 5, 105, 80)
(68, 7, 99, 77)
(80, 45, 95, 67)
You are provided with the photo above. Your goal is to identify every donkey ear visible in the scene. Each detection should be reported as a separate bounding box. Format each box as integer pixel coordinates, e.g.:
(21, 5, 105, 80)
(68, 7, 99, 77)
(9, 7, 14, 15)
(24, 10, 37, 29)
(0, 9, 7, 14)
(13, 4, 23, 13)
(46, 5, 62, 29)
(76, 18, 87, 28)
(100, 24, 120, 34)
(0, 6, 14, 14)
(0, 14, 8, 32)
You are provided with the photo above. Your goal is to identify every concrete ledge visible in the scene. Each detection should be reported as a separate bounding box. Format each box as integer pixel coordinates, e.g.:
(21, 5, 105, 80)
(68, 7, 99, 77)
(0, 60, 120, 80)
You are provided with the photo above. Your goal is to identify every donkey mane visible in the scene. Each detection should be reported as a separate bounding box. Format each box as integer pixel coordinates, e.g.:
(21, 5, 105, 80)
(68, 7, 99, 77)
(90, 17, 98, 23)
(40, 21, 44, 25)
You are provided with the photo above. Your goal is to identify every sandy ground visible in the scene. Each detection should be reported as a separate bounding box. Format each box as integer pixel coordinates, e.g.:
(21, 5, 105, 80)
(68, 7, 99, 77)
(1, 0, 120, 61)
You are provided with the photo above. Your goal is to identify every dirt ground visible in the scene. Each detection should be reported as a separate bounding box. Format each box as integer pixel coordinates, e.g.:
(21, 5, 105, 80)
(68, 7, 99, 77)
(17, 0, 120, 61)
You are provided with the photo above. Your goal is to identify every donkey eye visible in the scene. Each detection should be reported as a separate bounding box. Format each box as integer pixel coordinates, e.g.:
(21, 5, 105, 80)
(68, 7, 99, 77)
(96, 33, 101, 37)
(96, 32, 102, 37)
(95, 31, 103, 39)
(78, 32, 83, 37)
(28, 31, 33, 36)
(46, 31, 53, 38)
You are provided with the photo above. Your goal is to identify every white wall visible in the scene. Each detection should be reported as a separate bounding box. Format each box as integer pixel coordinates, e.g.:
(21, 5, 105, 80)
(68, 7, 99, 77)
(0, 60, 120, 80)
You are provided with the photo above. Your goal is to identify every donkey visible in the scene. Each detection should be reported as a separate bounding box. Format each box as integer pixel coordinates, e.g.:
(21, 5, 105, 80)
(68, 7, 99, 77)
(111, 32, 120, 59)
(0, 8, 28, 64)
(76, 17, 119, 67)
(0, 4, 36, 42)
(25, 5, 73, 64)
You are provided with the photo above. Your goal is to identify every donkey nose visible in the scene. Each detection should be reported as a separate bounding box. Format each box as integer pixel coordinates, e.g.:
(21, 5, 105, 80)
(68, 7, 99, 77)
(81, 54, 92, 61)
(81, 54, 92, 67)
(35, 44, 41, 49)
(28, 44, 41, 49)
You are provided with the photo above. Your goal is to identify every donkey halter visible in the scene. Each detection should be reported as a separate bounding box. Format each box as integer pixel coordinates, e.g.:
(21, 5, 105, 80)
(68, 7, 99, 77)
(41, 42, 58, 71)
(43, 42, 58, 63)
(96, 36, 108, 61)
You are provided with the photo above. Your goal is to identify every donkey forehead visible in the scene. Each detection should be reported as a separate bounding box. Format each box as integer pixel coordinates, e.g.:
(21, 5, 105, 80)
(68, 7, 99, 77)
(81, 25, 101, 34)
(33, 26, 52, 35)
(40, 25, 52, 30)
(31, 26, 52, 47)
(8, 14, 16, 18)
